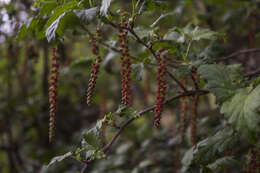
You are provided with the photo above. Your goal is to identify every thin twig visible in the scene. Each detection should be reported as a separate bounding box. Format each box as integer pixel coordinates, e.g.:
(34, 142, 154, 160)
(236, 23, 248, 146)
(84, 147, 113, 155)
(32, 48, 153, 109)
(106, 21, 187, 91)
(101, 89, 208, 153)
(244, 68, 260, 78)
(167, 71, 187, 92)
(216, 48, 260, 62)
(80, 89, 209, 172)
(190, 72, 199, 90)
(81, 163, 88, 173)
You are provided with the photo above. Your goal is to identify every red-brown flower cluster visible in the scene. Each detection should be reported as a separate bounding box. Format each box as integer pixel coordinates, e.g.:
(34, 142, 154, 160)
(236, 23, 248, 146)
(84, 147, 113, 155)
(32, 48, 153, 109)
(118, 13, 132, 106)
(244, 148, 260, 173)
(154, 49, 167, 128)
(190, 94, 199, 146)
(48, 48, 60, 143)
(190, 71, 200, 145)
(179, 77, 187, 142)
(86, 28, 102, 105)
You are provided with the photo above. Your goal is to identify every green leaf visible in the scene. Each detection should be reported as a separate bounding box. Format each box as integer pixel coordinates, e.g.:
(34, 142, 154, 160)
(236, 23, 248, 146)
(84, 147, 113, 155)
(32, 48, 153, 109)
(44, 0, 78, 36)
(17, 18, 40, 41)
(183, 24, 222, 41)
(220, 85, 260, 143)
(100, 0, 112, 16)
(83, 126, 101, 149)
(206, 156, 237, 172)
(17, 25, 28, 41)
(163, 30, 185, 43)
(152, 41, 177, 53)
(45, 11, 79, 42)
(39, 0, 57, 17)
(150, 12, 175, 28)
(187, 26, 219, 41)
(182, 128, 239, 169)
(74, 7, 98, 24)
(115, 105, 139, 118)
(198, 64, 242, 104)
(45, 12, 66, 42)
(140, 0, 167, 12)
(164, 25, 222, 43)
(132, 27, 153, 40)
(47, 152, 72, 167)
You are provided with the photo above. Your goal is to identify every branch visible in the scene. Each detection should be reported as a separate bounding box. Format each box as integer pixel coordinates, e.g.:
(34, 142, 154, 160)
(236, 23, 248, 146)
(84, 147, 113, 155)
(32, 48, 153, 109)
(167, 71, 187, 92)
(81, 24, 185, 91)
(80, 163, 88, 173)
(80, 89, 209, 172)
(244, 68, 260, 78)
(216, 48, 260, 62)
(81, 24, 140, 61)
(106, 22, 188, 92)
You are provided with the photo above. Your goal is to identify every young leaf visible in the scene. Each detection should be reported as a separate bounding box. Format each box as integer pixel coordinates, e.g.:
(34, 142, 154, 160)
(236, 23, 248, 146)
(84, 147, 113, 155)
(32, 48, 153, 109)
(45, 12, 66, 42)
(74, 7, 98, 24)
(47, 152, 72, 167)
(83, 126, 101, 149)
(198, 64, 242, 104)
(115, 105, 138, 118)
(100, 0, 112, 16)
(183, 24, 221, 41)
(163, 30, 185, 43)
(188, 27, 219, 41)
(220, 85, 260, 144)
(45, 11, 79, 42)
(44, 0, 78, 35)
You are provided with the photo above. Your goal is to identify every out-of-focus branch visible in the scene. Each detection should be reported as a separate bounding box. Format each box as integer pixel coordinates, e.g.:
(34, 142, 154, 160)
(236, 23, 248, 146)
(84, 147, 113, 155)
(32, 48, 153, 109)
(216, 48, 260, 62)
(244, 68, 260, 78)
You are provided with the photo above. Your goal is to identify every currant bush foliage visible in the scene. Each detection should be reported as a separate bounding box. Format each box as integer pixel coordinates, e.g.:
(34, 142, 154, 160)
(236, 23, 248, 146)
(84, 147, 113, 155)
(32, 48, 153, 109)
(13, 0, 260, 172)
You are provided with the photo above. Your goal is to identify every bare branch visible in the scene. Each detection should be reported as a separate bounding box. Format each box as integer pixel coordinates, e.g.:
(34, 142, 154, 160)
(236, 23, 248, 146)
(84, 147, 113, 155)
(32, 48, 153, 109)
(216, 48, 260, 62)
(244, 68, 260, 78)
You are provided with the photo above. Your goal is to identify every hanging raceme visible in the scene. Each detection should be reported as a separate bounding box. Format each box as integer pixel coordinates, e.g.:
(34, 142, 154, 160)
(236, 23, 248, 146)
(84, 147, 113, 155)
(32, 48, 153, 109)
(154, 49, 168, 128)
(248, 148, 260, 173)
(118, 11, 132, 106)
(179, 77, 187, 142)
(86, 28, 103, 105)
(48, 47, 60, 143)
(189, 72, 200, 146)
(243, 148, 260, 173)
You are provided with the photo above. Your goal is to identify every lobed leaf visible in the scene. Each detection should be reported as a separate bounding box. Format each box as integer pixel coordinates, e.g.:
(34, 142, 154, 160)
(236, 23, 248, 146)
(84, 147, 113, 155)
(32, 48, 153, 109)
(182, 128, 239, 170)
(220, 85, 260, 143)
(198, 64, 242, 104)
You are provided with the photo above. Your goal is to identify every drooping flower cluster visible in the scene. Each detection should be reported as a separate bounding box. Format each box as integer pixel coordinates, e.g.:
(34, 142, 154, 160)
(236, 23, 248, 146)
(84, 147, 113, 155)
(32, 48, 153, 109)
(86, 28, 102, 105)
(118, 12, 132, 106)
(154, 49, 167, 128)
(179, 77, 187, 142)
(244, 148, 260, 173)
(190, 94, 199, 146)
(48, 48, 60, 143)
(190, 71, 200, 145)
